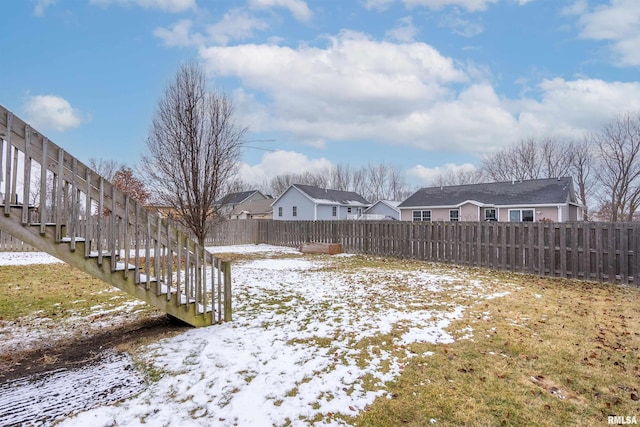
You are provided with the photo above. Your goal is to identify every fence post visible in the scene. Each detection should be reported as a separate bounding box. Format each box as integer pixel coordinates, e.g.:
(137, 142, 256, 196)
(223, 261, 232, 322)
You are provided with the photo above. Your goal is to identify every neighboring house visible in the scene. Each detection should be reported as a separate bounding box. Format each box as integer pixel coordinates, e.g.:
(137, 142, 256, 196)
(214, 190, 269, 218)
(399, 177, 582, 223)
(230, 199, 274, 220)
(146, 204, 181, 220)
(355, 200, 401, 220)
(272, 184, 370, 221)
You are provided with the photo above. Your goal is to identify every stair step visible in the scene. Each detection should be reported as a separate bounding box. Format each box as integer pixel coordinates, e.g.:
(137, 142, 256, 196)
(88, 250, 116, 258)
(61, 236, 87, 242)
(114, 261, 136, 271)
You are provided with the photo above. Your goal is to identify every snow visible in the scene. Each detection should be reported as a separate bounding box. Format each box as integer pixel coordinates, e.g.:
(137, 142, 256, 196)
(0, 245, 510, 426)
(0, 251, 62, 265)
(0, 351, 144, 427)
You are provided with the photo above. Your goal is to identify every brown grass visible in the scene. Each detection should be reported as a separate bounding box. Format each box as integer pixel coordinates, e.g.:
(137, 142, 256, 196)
(354, 272, 640, 426)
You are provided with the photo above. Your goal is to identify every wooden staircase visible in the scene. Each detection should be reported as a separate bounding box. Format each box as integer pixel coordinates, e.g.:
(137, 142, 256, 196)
(0, 104, 231, 327)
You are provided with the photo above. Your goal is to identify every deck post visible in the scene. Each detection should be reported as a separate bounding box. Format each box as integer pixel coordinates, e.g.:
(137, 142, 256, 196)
(223, 261, 232, 322)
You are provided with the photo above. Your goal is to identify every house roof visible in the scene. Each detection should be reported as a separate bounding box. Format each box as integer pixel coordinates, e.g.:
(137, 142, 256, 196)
(287, 184, 370, 206)
(215, 190, 266, 206)
(365, 200, 401, 213)
(399, 177, 577, 208)
(230, 199, 273, 216)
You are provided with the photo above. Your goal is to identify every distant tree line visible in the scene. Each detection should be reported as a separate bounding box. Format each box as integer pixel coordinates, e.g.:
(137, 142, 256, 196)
(430, 112, 640, 222)
(247, 161, 413, 204)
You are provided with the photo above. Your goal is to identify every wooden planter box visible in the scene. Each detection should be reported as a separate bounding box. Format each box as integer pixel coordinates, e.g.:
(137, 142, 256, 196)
(300, 242, 343, 255)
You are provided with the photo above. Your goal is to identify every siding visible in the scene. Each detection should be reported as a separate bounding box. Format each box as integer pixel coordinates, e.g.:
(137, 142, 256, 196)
(272, 188, 316, 220)
(366, 203, 400, 220)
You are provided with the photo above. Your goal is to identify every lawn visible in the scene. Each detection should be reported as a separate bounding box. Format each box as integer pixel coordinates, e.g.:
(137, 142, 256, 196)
(0, 245, 638, 426)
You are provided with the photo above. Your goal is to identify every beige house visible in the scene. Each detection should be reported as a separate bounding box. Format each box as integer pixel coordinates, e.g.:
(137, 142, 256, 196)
(230, 199, 273, 220)
(399, 177, 582, 222)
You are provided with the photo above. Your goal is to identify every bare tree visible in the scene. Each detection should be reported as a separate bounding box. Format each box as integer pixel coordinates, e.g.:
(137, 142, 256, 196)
(88, 158, 123, 181)
(330, 163, 353, 191)
(433, 168, 484, 187)
(592, 112, 640, 222)
(143, 62, 247, 245)
(571, 137, 598, 221)
(540, 136, 575, 179)
(268, 171, 329, 197)
(482, 136, 576, 182)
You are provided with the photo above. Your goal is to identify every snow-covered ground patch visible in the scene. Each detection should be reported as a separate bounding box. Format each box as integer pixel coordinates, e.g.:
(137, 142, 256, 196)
(0, 251, 62, 265)
(0, 351, 144, 427)
(1, 245, 510, 427)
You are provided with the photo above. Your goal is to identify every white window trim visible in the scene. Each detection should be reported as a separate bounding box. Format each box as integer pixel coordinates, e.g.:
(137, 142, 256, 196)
(508, 208, 534, 222)
(412, 210, 431, 222)
(449, 209, 460, 222)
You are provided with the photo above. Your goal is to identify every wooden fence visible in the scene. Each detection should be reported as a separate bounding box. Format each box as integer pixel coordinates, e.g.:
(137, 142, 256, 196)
(0, 230, 37, 251)
(209, 220, 640, 286)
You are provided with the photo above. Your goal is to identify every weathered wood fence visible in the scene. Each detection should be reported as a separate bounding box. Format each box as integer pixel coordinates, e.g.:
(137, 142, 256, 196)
(209, 220, 640, 286)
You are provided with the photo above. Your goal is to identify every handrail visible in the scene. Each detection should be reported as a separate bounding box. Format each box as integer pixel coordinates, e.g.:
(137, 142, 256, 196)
(0, 104, 230, 325)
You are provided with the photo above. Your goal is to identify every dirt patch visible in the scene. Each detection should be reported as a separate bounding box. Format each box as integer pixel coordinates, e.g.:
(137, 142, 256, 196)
(0, 314, 189, 384)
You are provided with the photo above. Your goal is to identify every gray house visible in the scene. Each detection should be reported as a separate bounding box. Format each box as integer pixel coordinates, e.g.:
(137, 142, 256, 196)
(360, 200, 401, 220)
(272, 184, 370, 221)
(399, 177, 582, 222)
(214, 190, 270, 218)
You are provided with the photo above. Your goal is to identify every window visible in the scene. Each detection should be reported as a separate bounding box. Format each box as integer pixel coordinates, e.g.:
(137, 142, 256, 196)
(347, 207, 352, 213)
(292, 206, 297, 217)
(412, 210, 431, 222)
(332, 206, 337, 217)
(449, 209, 460, 222)
(509, 209, 534, 222)
(278, 207, 283, 217)
(485, 208, 496, 221)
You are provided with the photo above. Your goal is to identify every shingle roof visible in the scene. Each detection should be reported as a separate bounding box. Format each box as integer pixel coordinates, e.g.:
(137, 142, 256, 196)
(293, 184, 370, 205)
(399, 177, 576, 208)
(215, 190, 263, 206)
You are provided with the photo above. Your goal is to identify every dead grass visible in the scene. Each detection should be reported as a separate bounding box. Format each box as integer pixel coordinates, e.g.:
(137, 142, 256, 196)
(354, 271, 640, 426)
(0, 263, 156, 321)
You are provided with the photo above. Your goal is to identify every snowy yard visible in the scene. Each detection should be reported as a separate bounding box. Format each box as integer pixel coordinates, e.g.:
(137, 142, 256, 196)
(0, 244, 512, 426)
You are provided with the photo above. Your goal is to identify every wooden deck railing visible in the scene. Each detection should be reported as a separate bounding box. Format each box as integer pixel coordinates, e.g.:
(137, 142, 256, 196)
(0, 104, 231, 326)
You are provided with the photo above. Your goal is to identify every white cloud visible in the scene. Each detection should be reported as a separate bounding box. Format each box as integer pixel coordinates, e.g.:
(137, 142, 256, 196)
(407, 163, 478, 185)
(34, 0, 55, 16)
(439, 10, 484, 37)
(402, 0, 499, 12)
(207, 9, 269, 45)
(248, 0, 312, 22)
(238, 151, 333, 185)
(90, 0, 196, 13)
(197, 30, 640, 159)
(153, 19, 201, 47)
(515, 78, 640, 137)
(575, 0, 640, 66)
(561, 0, 587, 16)
(24, 95, 86, 132)
(386, 16, 419, 42)
(363, 0, 395, 11)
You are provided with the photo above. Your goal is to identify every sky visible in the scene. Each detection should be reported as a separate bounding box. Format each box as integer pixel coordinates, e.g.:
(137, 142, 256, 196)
(2, 0, 640, 189)
(0, 244, 512, 426)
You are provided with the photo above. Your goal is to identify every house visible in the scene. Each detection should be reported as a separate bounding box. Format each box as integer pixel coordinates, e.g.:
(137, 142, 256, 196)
(356, 200, 401, 220)
(272, 184, 370, 220)
(398, 177, 582, 222)
(229, 199, 274, 220)
(214, 190, 270, 218)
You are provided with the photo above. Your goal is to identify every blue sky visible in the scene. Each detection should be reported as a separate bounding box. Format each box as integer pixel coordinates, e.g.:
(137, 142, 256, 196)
(2, 0, 640, 188)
